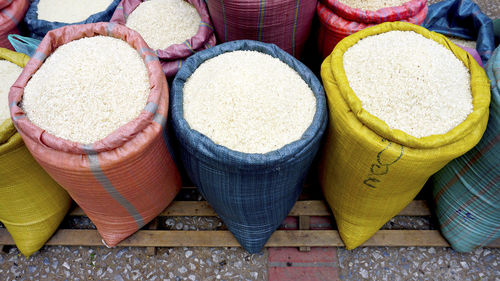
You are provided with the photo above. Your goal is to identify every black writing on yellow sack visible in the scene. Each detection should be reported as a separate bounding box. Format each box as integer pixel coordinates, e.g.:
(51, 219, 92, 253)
(363, 138, 404, 189)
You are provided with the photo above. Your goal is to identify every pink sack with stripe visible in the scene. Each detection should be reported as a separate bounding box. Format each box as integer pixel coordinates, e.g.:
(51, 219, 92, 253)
(205, 0, 316, 58)
(110, 0, 216, 78)
(0, 0, 29, 50)
(317, 0, 428, 58)
(9, 22, 182, 247)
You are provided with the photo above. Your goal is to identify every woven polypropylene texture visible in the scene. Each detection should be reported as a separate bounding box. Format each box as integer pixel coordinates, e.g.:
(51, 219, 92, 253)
(432, 46, 500, 252)
(316, 0, 428, 59)
(320, 22, 491, 250)
(9, 23, 182, 247)
(8, 34, 41, 57)
(457, 44, 483, 67)
(422, 0, 495, 63)
(110, 0, 216, 78)
(0, 0, 29, 50)
(494, 19, 499, 46)
(171, 40, 328, 253)
(321, 0, 427, 24)
(24, 0, 121, 39)
(0, 47, 70, 257)
(205, 0, 316, 58)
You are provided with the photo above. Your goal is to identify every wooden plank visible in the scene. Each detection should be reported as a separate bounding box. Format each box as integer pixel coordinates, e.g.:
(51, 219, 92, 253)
(69, 200, 431, 217)
(299, 215, 311, 252)
(2, 228, 499, 248)
(362, 230, 448, 247)
(289, 201, 330, 216)
(161, 201, 216, 216)
(493, 237, 500, 247)
(299, 216, 311, 230)
(145, 218, 159, 256)
(0, 229, 239, 247)
(399, 200, 432, 216)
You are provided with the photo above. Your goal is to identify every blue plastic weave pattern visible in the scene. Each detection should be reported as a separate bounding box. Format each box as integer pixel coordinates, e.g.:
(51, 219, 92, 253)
(170, 40, 328, 253)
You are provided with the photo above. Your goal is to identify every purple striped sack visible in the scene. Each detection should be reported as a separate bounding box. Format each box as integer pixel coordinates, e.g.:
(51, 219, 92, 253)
(0, 0, 29, 50)
(110, 0, 216, 78)
(457, 44, 483, 67)
(205, 0, 317, 58)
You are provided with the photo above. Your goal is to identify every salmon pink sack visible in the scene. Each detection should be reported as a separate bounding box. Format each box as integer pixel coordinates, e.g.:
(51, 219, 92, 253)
(110, 0, 216, 78)
(9, 22, 182, 247)
(0, 0, 29, 50)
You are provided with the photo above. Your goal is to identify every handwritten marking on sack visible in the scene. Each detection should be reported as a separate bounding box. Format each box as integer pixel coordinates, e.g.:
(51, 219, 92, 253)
(363, 138, 404, 189)
(456, 209, 475, 223)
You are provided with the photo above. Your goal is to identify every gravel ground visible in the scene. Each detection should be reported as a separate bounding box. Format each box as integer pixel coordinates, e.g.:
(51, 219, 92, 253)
(381, 216, 435, 230)
(0, 246, 267, 281)
(338, 247, 500, 281)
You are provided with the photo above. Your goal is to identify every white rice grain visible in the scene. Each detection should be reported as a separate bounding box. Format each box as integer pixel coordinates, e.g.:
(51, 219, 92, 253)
(37, 0, 114, 23)
(126, 0, 201, 50)
(0, 60, 22, 122)
(338, 0, 409, 11)
(183, 50, 316, 154)
(448, 36, 477, 50)
(23, 36, 150, 144)
(343, 31, 472, 138)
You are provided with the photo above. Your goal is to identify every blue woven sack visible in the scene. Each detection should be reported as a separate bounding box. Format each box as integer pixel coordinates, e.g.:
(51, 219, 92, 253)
(171, 40, 328, 253)
(24, 0, 121, 39)
(422, 0, 495, 63)
(432, 46, 499, 252)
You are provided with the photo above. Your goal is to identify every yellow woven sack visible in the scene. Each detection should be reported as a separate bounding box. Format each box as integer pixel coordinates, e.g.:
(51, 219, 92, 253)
(0, 48, 70, 257)
(319, 22, 491, 250)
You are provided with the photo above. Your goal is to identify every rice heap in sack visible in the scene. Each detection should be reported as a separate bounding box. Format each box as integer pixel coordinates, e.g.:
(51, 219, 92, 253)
(24, 0, 121, 39)
(9, 23, 181, 247)
(170, 40, 328, 253)
(319, 22, 490, 249)
(110, 0, 216, 78)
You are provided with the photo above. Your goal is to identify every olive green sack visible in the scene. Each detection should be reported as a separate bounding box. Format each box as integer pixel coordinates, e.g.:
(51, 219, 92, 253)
(0, 48, 70, 257)
(319, 22, 491, 250)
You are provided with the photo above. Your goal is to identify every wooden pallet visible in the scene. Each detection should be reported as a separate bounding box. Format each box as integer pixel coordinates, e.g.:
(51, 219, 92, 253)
(1, 199, 499, 251)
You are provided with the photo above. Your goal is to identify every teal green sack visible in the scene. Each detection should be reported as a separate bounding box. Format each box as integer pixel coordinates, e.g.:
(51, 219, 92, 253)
(432, 46, 500, 252)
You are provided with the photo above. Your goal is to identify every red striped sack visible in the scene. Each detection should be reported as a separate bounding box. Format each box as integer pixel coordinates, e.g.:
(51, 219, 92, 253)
(322, 0, 427, 23)
(316, 0, 428, 58)
(9, 23, 182, 247)
(205, 0, 316, 58)
(110, 0, 216, 78)
(0, 0, 29, 50)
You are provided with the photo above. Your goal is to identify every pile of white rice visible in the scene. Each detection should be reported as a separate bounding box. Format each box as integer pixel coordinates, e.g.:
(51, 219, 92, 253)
(126, 0, 201, 50)
(448, 36, 477, 50)
(37, 0, 114, 23)
(0, 60, 23, 122)
(338, 0, 408, 11)
(343, 31, 473, 138)
(183, 50, 316, 154)
(23, 36, 150, 144)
